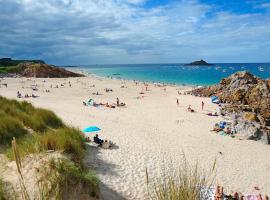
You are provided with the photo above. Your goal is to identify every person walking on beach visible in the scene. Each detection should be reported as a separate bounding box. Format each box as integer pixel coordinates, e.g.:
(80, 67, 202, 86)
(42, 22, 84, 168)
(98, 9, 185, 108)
(116, 97, 119, 106)
(176, 98, 179, 106)
(201, 101, 205, 111)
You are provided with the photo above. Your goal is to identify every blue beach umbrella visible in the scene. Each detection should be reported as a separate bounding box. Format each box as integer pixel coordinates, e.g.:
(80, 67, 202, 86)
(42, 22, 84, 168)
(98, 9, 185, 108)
(83, 126, 101, 133)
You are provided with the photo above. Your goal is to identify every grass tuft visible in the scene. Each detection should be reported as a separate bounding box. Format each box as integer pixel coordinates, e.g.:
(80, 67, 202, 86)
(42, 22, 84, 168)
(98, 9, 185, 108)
(39, 158, 99, 199)
(41, 128, 86, 162)
(0, 114, 28, 145)
(0, 96, 63, 133)
(0, 178, 6, 200)
(146, 158, 216, 200)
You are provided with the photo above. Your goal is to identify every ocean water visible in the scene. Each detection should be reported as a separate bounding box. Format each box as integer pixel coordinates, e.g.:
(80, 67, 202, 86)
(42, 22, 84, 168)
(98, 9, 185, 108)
(71, 63, 270, 86)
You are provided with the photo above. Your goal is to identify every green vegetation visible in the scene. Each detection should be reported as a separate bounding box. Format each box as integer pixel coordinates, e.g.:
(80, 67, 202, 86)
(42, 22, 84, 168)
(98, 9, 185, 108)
(146, 158, 216, 200)
(0, 97, 63, 133)
(0, 96, 99, 199)
(45, 158, 99, 199)
(0, 58, 44, 67)
(0, 96, 86, 162)
(0, 115, 28, 145)
(0, 178, 6, 200)
(0, 66, 20, 74)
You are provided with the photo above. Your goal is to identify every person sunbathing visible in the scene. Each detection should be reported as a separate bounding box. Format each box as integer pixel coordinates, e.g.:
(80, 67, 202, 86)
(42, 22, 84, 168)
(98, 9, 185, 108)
(207, 112, 218, 116)
(187, 105, 195, 112)
(93, 134, 103, 145)
(17, 91, 22, 98)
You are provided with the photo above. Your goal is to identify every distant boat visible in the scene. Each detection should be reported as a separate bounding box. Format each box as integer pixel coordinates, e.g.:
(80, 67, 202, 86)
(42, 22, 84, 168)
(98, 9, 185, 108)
(229, 67, 235, 70)
(222, 69, 227, 73)
(215, 66, 221, 70)
(258, 67, 265, 72)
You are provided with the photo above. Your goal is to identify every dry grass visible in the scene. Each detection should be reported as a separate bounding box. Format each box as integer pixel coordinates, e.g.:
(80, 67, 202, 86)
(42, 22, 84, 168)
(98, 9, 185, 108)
(146, 157, 216, 200)
(0, 178, 6, 200)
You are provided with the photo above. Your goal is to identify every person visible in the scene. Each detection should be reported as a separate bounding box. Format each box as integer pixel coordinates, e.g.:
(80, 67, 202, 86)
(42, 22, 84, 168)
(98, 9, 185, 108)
(17, 91, 21, 98)
(201, 101, 205, 111)
(187, 105, 194, 112)
(116, 97, 119, 106)
(176, 98, 179, 106)
(93, 134, 103, 145)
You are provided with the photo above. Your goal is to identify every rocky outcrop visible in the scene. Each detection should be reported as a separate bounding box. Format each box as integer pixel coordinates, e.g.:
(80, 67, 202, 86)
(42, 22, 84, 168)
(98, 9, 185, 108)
(17, 62, 84, 78)
(185, 59, 213, 66)
(191, 71, 270, 144)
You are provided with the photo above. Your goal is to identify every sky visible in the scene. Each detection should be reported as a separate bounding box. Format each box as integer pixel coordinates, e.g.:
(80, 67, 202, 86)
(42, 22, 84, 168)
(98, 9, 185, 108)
(0, 0, 270, 65)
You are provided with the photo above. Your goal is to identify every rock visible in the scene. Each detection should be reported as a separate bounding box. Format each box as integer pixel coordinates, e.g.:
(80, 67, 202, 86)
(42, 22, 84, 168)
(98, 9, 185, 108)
(191, 71, 270, 144)
(184, 59, 213, 66)
(234, 121, 262, 140)
(243, 112, 258, 122)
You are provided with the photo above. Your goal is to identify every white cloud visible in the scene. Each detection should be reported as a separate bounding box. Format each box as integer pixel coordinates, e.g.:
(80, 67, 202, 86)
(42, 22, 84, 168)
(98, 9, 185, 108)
(0, 0, 270, 64)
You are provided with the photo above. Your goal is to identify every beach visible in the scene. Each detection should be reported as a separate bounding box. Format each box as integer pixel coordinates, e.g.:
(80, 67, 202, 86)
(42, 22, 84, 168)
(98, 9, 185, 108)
(0, 75, 270, 199)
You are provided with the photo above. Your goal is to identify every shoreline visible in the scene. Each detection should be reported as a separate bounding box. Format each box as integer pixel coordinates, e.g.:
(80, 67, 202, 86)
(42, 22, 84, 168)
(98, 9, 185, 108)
(65, 67, 203, 89)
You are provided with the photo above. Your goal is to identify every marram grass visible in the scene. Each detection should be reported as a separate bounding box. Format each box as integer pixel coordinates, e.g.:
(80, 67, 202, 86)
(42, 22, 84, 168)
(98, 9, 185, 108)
(146, 158, 216, 200)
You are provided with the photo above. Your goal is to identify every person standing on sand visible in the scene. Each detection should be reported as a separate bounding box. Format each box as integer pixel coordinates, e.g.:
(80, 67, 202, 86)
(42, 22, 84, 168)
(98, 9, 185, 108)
(201, 101, 205, 111)
(116, 97, 119, 106)
(176, 98, 179, 106)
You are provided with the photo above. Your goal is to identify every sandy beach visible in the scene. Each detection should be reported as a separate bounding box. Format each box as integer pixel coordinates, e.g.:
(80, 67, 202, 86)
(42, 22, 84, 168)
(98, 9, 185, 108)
(0, 75, 270, 199)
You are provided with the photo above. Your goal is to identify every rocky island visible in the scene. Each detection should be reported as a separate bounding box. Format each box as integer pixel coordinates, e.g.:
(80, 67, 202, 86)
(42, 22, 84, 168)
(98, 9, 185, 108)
(0, 58, 83, 78)
(185, 59, 213, 66)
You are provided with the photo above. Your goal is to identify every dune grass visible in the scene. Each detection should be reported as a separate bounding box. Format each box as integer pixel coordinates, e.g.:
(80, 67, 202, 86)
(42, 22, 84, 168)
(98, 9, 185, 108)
(0, 96, 63, 133)
(0, 178, 6, 200)
(0, 96, 85, 162)
(46, 158, 100, 199)
(146, 158, 216, 200)
(0, 97, 99, 199)
(0, 114, 28, 145)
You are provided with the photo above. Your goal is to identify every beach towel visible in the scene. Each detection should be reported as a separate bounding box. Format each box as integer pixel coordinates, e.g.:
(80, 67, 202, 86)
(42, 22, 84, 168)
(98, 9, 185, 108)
(245, 195, 260, 200)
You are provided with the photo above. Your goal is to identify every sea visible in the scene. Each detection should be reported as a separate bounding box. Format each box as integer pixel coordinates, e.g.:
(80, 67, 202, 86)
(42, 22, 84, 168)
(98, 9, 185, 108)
(67, 63, 270, 86)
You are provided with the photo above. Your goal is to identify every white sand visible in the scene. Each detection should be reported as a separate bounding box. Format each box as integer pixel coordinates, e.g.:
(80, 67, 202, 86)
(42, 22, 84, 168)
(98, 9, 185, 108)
(0, 76, 270, 199)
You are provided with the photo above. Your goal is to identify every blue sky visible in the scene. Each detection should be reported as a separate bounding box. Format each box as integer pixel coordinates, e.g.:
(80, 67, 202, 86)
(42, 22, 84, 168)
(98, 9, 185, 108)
(0, 0, 270, 65)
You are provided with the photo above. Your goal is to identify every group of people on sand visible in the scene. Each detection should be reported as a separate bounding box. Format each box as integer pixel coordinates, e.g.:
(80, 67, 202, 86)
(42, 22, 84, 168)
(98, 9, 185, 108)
(214, 185, 269, 200)
(105, 88, 113, 92)
(17, 91, 38, 98)
(83, 97, 126, 108)
(85, 134, 112, 149)
(183, 101, 205, 113)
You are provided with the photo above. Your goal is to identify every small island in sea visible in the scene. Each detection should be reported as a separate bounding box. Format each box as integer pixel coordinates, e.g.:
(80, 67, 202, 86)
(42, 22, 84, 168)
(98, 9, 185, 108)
(185, 59, 213, 66)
